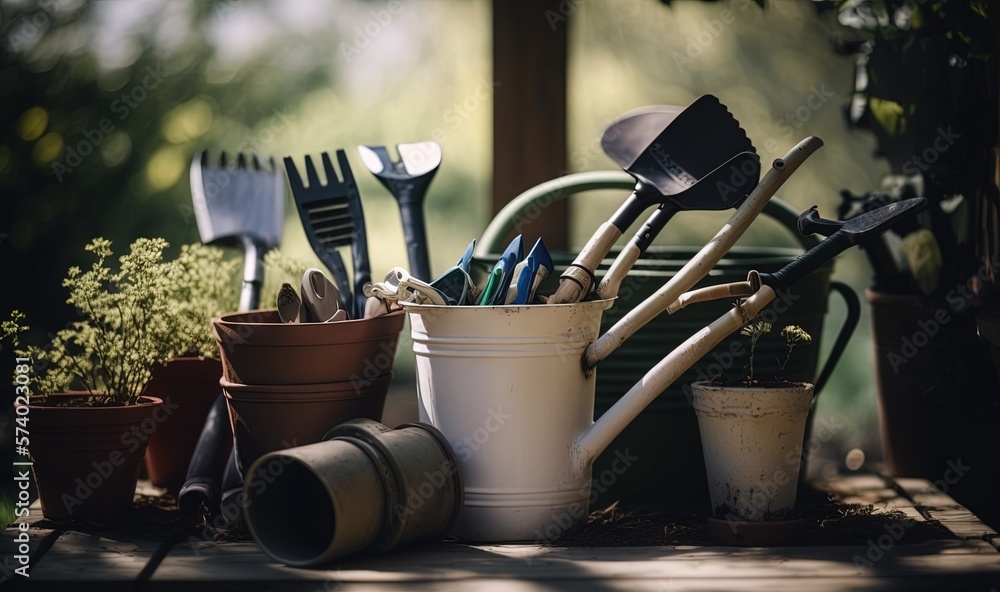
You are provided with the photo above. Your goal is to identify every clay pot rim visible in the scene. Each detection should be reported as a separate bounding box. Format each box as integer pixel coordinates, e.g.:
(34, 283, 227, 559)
(159, 355, 220, 363)
(212, 309, 405, 348)
(220, 374, 391, 394)
(25, 393, 164, 410)
(691, 381, 814, 416)
(690, 380, 814, 394)
(213, 308, 405, 327)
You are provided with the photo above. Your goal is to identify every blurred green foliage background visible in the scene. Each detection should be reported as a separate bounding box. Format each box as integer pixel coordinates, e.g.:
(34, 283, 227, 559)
(1, 0, 893, 480)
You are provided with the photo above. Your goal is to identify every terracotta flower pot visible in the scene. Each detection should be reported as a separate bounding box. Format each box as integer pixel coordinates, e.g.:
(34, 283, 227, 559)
(867, 289, 950, 477)
(212, 309, 405, 385)
(221, 374, 392, 471)
(26, 394, 164, 522)
(142, 357, 223, 493)
(692, 381, 813, 545)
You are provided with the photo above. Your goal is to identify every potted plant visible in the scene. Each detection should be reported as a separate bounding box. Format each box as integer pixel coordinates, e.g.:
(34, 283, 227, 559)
(2, 238, 179, 522)
(141, 246, 319, 493)
(690, 321, 814, 545)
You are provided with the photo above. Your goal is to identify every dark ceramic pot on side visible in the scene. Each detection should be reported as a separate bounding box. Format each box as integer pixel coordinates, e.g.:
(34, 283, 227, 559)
(25, 394, 163, 522)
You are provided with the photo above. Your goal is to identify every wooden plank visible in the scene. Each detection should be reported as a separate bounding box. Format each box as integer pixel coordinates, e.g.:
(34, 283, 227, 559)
(134, 480, 167, 498)
(819, 474, 892, 497)
(11, 472, 1000, 590)
(310, 575, 1000, 592)
(151, 575, 1000, 592)
(149, 541, 333, 589)
(25, 530, 163, 590)
(816, 475, 923, 521)
(890, 476, 999, 541)
(0, 503, 59, 584)
(148, 538, 1000, 590)
(892, 477, 959, 509)
(924, 508, 998, 541)
(491, 0, 569, 251)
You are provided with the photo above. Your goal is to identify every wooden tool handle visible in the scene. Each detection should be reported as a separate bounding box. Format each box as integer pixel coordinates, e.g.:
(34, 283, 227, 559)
(548, 222, 621, 304)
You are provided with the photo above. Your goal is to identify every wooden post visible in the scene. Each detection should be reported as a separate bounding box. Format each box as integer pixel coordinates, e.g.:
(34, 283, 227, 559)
(491, 0, 569, 251)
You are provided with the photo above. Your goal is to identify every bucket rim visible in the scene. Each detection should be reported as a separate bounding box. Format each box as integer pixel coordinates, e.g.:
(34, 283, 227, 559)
(400, 297, 616, 310)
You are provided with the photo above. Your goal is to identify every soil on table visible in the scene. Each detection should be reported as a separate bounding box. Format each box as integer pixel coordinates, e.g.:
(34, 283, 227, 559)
(34, 493, 247, 544)
(552, 484, 955, 547)
(33, 482, 955, 549)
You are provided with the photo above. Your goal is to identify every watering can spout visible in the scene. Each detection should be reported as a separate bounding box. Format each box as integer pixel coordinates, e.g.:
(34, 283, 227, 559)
(571, 285, 778, 476)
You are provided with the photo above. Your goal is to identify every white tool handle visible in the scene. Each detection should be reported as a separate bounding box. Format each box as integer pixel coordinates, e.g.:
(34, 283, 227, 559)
(597, 241, 641, 300)
(583, 136, 824, 370)
(572, 285, 777, 475)
(548, 221, 622, 304)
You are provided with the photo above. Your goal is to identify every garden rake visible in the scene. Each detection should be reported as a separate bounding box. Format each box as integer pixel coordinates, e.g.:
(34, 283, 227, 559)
(181, 150, 283, 518)
(284, 149, 371, 319)
(189, 151, 284, 311)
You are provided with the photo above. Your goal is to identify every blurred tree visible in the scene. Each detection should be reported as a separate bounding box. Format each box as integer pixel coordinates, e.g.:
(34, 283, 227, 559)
(0, 1, 341, 338)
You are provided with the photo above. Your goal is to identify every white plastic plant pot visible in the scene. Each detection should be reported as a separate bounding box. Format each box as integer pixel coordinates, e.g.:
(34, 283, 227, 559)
(691, 381, 814, 523)
(404, 299, 612, 542)
(242, 418, 462, 566)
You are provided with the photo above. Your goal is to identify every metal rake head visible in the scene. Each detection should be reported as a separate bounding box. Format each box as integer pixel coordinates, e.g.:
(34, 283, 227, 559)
(189, 150, 284, 247)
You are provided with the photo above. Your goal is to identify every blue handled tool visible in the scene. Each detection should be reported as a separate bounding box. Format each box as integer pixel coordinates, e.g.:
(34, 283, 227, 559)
(478, 235, 523, 305)
(511, 238, 554, 305)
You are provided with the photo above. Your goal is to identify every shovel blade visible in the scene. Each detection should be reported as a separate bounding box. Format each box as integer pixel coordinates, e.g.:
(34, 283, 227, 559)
(668, 150, 761, 211)
(620, 95, 755, 206)
(601, 105, 683, 170)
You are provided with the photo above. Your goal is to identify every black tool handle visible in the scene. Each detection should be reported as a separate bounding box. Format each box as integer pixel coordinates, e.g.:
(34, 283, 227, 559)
(397, 190, 432, 282)
(761, 232, 852, 292)
(178, 395, 233, 514)
(238, 237, 265, 311)
(633, 201, 680, 253)
(349, 195, 371, 319)
(608, 186, 651, 234)
(218, 449, 244, 529)
(337, 150, 371, 319)
(317, 245, 352, 316)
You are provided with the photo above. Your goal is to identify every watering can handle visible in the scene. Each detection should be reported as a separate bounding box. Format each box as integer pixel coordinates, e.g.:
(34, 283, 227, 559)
(478, 171, 821, 256)
(814, 280, 860, 396)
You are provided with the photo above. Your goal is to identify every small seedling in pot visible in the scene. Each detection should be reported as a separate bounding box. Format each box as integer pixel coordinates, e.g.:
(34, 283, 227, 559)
(738, 321, 812, 386)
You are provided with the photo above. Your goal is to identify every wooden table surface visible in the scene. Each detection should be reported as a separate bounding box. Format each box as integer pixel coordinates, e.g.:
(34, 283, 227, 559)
(3, 473, 999, 591)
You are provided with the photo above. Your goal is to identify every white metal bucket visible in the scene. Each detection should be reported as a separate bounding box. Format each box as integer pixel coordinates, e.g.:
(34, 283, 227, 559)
(404, 299, 613, 542)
